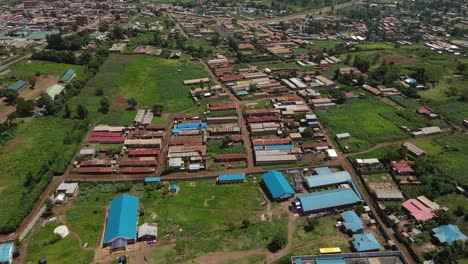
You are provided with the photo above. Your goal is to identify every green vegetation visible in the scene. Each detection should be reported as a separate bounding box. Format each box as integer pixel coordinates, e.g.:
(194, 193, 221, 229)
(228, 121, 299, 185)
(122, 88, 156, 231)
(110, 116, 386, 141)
(208, 109, 238, 117)
(26, 222, 94, 264)
(206, 139, 246, 158)
(105, 55, 209, 112)
(0, 118, 87, 233)
(318, 97, 409, 152)
(100, 109, 136, 125)
(2, 60, 84, 83)
(66, 206, 104, 248)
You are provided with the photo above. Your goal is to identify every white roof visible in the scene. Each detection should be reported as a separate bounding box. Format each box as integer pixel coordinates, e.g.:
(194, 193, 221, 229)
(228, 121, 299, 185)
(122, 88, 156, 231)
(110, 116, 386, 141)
(336, 132, 351, 138)
(168, 157, 183, 167)
(53, 225, 69, 238)
(138, 223, 157, 239)
(57, 182, 78, 194)
(79, 147, 95, 156)
(325, 149, 338, 158)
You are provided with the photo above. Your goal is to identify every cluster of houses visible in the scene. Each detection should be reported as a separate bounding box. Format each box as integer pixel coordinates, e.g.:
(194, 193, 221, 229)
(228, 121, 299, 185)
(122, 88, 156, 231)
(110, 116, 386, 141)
(76, 110, 164, 175)
(166, 114, 206, 173)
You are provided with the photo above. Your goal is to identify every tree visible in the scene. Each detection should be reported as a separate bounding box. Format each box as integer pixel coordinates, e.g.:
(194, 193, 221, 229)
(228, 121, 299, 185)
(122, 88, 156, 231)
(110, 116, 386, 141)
(42, 198, 54, 218)
(76, 104, 88, 119)
(98, 24, 109, 32)
(4, 89, 18, 104)
(249, 83, 258, 93)
(15, 97, 35, 115)
(63, 104, 71, 118)
(302, 127, 313, 138)
(151, 104, 164, 117)
(46, 33, 70, 50)
(127, 98, 138, 109)
(240, 219, 251, 229)
(304, 218, 319, 232)
(99, 97, 110, 114)
(435, 209, 451, 225)
(456, 63, 466, 74)
(268, 231, 287, 252)
(221, 135, 232, 148)
(355, 205, 365, 215)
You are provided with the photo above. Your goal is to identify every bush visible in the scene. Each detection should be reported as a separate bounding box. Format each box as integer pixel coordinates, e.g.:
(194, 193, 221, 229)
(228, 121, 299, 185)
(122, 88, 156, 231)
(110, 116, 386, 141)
(267, 231, 287, 252)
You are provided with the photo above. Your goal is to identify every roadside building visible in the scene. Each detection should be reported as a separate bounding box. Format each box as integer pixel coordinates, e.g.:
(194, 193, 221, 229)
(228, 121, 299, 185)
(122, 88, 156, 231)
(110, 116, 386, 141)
(144, 177, 161, 184)
(335, 133, 350, 141)
(103, 194, 139, 252)
(304, 171, 351, 189)
(56, 182, 79, 197)
(216, 23, 234, 38)
(325, 149, 338, 160)
(217, 173, 246, 184)
(431, 225, 467, 245)
(352, 233, 381, 252)
(417, 196, 440, 211)
(402, 199, 436, 222)
(262, 170, 295, 201)
(403, 142, 426, 157)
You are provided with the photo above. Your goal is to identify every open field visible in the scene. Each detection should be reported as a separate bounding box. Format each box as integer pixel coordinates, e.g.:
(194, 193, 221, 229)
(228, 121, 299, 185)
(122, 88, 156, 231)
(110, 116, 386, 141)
(206, 140, 246, 158)
(318, 97, 409, 152)
(26, 222, 94, 264)
(109, 55, 209, 113)
(0, 118, 87, 233)
(435, 193, 468, 234)
(1, 60, 84, 83)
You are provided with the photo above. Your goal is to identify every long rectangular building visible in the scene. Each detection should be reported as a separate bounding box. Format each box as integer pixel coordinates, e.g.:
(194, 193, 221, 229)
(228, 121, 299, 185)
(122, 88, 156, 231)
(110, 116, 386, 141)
(295, 188, 362, 215)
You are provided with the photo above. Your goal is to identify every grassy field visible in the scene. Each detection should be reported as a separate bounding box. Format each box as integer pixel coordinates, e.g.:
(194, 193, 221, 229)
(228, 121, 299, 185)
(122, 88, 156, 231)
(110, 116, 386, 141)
(318, 97, 409, 152)
(100, 109, 137, 125)
(206, 140, 246, 158)
(26, 222, 94, 264)
(2, 60, 84, 83)
(435, 193, 468, 234)
(113, 55, 209, 112)
(0, 118, 86, 232)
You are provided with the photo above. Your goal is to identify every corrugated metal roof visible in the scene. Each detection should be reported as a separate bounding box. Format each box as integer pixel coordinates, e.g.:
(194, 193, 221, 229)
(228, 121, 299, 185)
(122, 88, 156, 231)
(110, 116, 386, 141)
(218, 173, 246, 182)
(315, 258, 346, 264)
(352, 232, 381, 252)
(298, 188, 362, 212)
(45, 84, 65, 99)
(262, 170, 295, 200)
(8, 80, 26, 91)
(341, 211, 364, 233)
(60, 69, 76, 82)
(104, 194, 139, 244)
(432, 225, 468, 245)
(144, 177, 161, 183)
(304, 171, 351, 189)
(0, 242, 13, 262)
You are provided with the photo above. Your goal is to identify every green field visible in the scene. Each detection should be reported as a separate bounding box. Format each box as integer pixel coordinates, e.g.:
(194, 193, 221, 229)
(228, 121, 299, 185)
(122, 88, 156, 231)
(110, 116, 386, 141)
(435, 193, 468, 234)
(318, 97, 409, 152)
(2, 60, 84, 83)
(26, 222, 94, 264)
(0, 118, 87, 233)
(206, 140, 246, 158)
(112, 55, 209, 112)
(55, 180, 283, 263)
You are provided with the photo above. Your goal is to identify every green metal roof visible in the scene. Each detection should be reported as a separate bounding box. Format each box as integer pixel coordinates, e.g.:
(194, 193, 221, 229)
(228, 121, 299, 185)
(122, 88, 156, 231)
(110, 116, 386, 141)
(60, 69, 76, 82)
(45, 84, 65, 99)
(8, 80, 26, 91)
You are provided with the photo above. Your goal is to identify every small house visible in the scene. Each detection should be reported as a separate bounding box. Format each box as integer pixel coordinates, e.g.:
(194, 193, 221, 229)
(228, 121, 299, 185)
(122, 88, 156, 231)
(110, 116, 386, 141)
(217, 173, 246, 184)
(138, 223, 158, 241)
(169, 184, 180, 193)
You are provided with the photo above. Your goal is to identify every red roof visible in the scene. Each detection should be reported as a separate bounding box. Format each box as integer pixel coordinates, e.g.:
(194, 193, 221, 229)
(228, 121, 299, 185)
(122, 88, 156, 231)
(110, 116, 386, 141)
(174, 114, 199, 120)
(214, 154, 247, 161)
(221, 74, 243, 82)
(230, 135, 243, 142)
(119, 167, 155, 174)
(87, 136, 126, 143)
(78, 167, 113, 174)
(402, 199, 436, 221)
(128, 149, 160, 156)
(119, 159, 157, 167)
(90, 132, 122, 137)
(145, 125, 166, 131)
(245, 109, 277, 116)
(170, 136, 203, 146)
(246, 116, 279, 123)
(417, 105, 434, 115)
(208, 102, 236, 111)
(238, 43, 255, 50)
(252, 138, 292, 146)
(391, 161, 414, 174)
(80, 160, 113, 167)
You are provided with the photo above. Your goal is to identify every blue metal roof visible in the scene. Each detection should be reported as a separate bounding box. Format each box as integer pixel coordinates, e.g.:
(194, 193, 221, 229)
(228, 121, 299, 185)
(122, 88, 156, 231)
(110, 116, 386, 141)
(298, 188, 362, 212)
(262, 170, 295, 200)
(432, 225, 468, 245)
(304, 171, 351, 189)
(315, 166, 332, 175)
(341, 211, 364, 233)
(315, 258, 346, 264)
(104, 194, 139, 244)
(176, 122, 207, 130)
(352, 232, 381, 252)
(0, 242, 13, 262)
(218, 173, 246, 182)
(60, 69, 75, 82)
(8, 80, 26, 91)
(144, 177, 161, 183)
